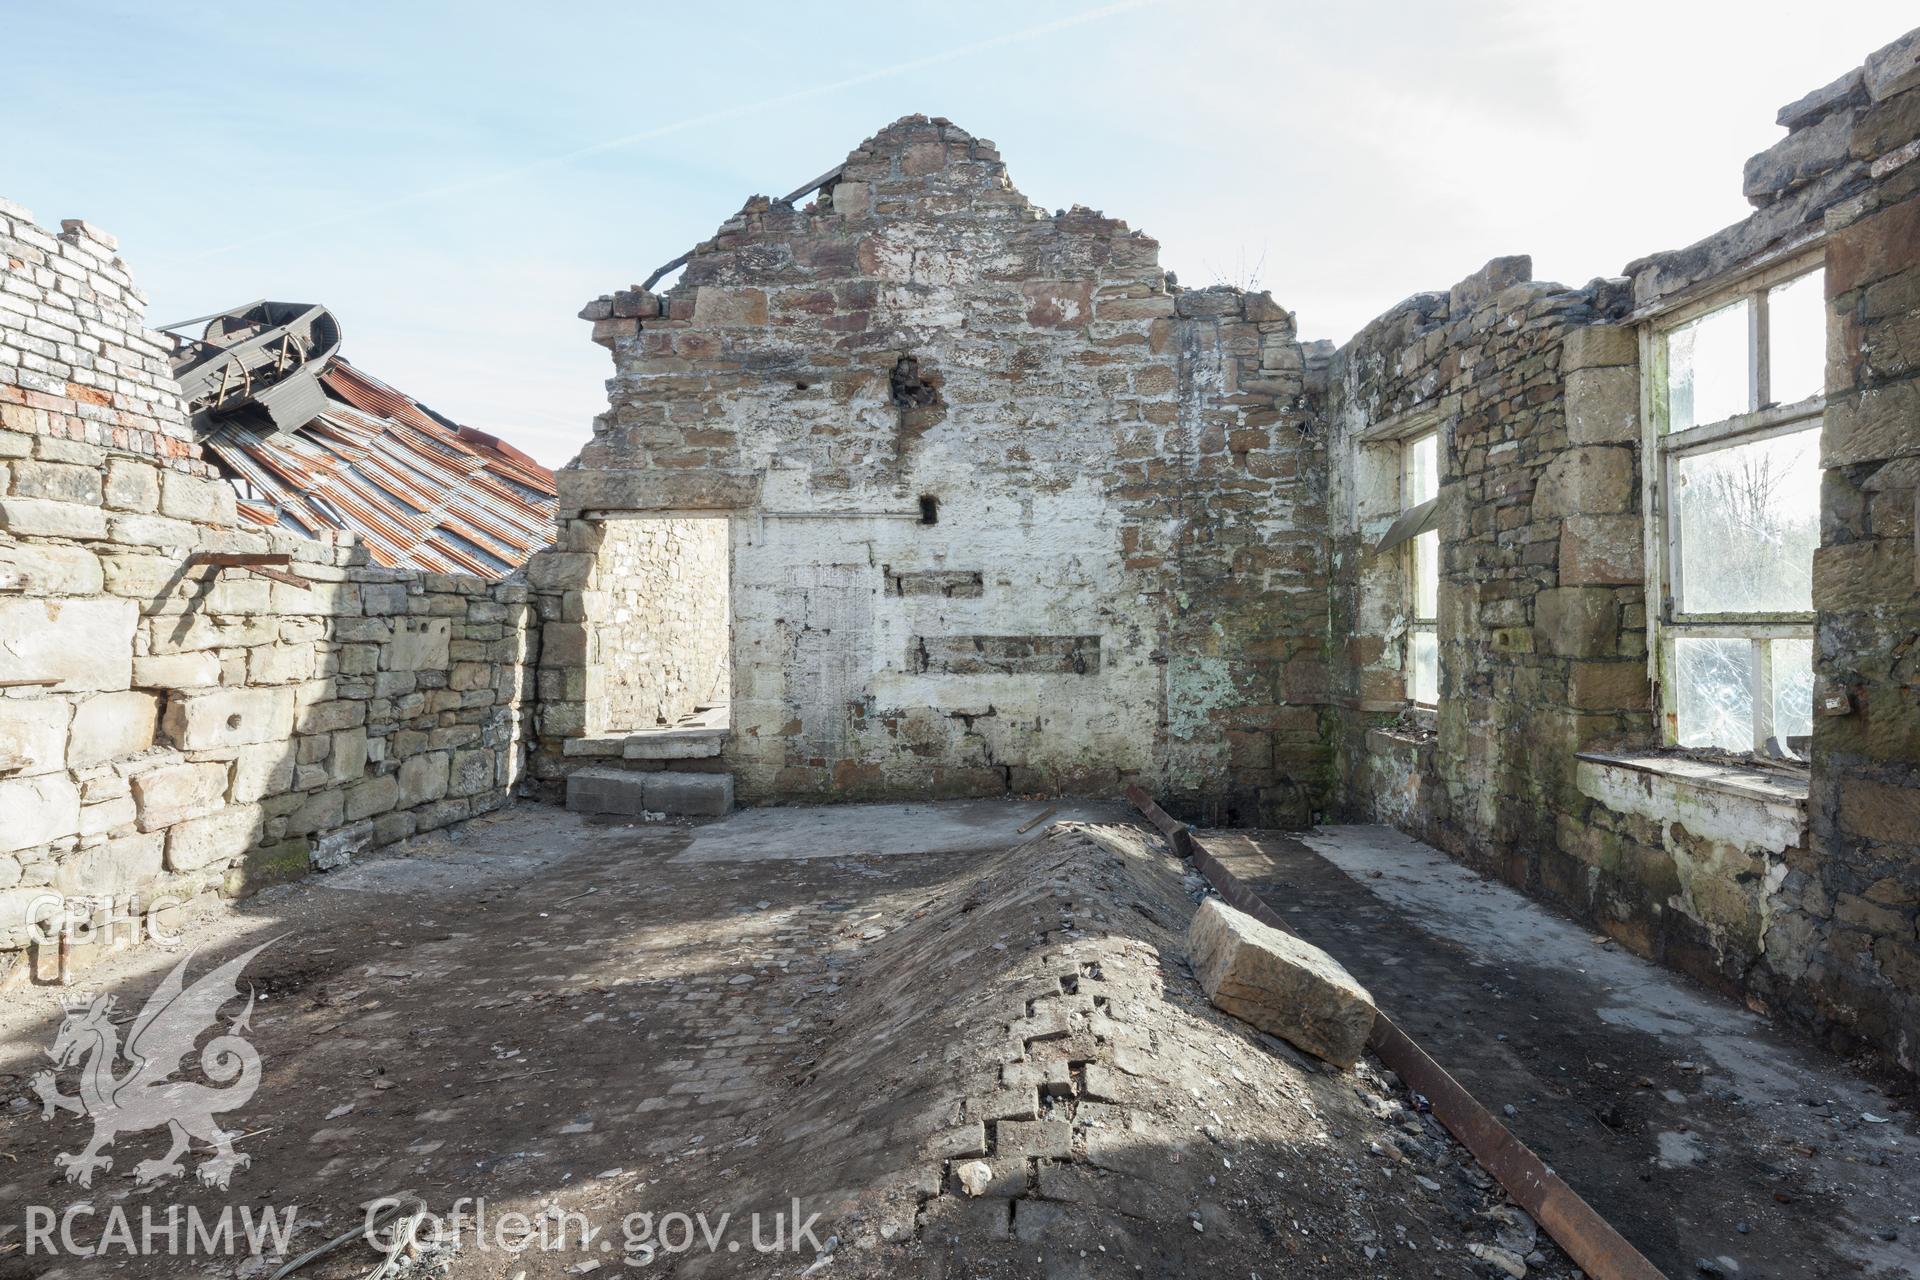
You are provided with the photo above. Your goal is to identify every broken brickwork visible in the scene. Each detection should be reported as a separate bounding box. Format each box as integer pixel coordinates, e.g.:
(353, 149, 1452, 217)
(0, 198, 538, 977)
(540, 116, 1330, 825)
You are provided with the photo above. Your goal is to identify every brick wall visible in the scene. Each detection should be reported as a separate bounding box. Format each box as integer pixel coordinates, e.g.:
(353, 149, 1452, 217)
(536, 116, 1330, 824)
(0, 200, 538, 978)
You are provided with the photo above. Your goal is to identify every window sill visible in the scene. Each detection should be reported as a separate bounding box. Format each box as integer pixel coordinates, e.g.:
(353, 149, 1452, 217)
(1574, 751, 1808, 852)
(1574, 751, 1807, 805)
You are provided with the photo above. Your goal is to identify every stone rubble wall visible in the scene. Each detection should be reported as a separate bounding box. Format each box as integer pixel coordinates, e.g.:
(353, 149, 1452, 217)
(538, 116, 1330, 825)
(586, 516, 729, 732)
(0, 199, 539, 975)
(1801, 31, 1920, 1070)
(1328, 28, 1920, 1071)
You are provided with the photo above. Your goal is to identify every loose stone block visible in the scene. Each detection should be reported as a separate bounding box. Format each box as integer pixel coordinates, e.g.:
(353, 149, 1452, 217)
(644, 771, 733, 816)
(1185, 896, 1375, 1068)
(565, 766, 648, 816)
(993, 1118, 1071, 1158)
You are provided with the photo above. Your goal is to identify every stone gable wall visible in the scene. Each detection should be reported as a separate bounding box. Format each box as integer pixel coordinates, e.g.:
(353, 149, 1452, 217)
(539, 116, 1331, 824)
(0, 200, 538, 978)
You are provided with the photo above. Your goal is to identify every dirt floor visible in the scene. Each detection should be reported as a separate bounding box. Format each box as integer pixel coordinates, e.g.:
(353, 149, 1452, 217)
(1210, 825, 1920, 1280)
(3, 800, 1576, 1280)
(0, 804, 1909, 1278)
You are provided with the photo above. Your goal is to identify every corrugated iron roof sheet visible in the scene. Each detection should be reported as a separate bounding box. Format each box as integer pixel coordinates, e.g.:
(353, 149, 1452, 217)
(200, 359, 557, 576)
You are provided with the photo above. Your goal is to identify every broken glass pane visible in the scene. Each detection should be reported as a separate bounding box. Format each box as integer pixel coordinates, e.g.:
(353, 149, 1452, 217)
(1404, 432, 1438, 507)
(1666, 298, 1751, 431)
(1767, 270, 1825, 407)
(1409, 629, 1438, 705)
(1772, 637, 1814, 742)
(1675, 636, 1753, 751)
(1412, 529, 1438, 621)
(1674, 424, 1820, 615)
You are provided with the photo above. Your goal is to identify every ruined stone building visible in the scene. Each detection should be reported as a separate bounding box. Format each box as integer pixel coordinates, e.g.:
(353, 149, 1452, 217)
(2, 20, 1917, 1102)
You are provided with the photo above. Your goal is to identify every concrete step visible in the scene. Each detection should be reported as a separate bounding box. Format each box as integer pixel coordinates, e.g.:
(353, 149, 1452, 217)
(623, 727, 726, 760)
(566, 767, 734, 818)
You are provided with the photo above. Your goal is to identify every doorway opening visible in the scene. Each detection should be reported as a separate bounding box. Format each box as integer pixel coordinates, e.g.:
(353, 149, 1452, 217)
(586, 516, 731, 738)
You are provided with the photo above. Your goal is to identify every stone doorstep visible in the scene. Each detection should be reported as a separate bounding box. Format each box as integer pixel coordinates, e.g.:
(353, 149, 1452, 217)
(558, 728, 728, 760)
(623, 727, 726, 760)
(565, 766, 734, 817)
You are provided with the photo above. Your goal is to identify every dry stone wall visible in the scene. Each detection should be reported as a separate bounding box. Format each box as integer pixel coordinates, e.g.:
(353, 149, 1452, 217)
(0, 199, 538, 977)
(540, 116, 1330, 824)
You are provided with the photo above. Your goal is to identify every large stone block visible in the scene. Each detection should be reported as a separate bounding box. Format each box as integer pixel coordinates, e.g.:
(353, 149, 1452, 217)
(0, 773, 82, 853)
(691, 287, 768, 327)
(1566, 367, 1639, 444)
(165, 804, 264, 873)
(646, 771, 733, 816)
(54, 832, 164, 896)
(1186, 897, 1375, 1068)
(1534, 588, 1621, 658)
(67, 691, 159, 768)
(0, 598, 135, 690)
(398, 751, 450, 806)
(0, 698, 71, 776)
(11, 459, 101, 505)
(1568, 660, 1652, 711)
(231, 749, 295, 804)
(130, 761, 228, 831)
(386, 619, 451, 671)
(1531, 447, 1634, 519)
(161, 686, 296, 749)
(1562, 325, 1637, 372)
(448, 747, 495, 797)
(158, 469, 237, 524)
(1559, 514, 1644, 585)
(0, 496, 107, 539)
(131, 651, 221, 689)
(0, 543, 103, 595)
(566, 767, 648, 815)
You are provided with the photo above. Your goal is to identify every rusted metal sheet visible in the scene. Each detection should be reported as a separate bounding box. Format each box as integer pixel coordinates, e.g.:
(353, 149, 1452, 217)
(197, 359, 557, 576)
(1122, 787, 1667, 1280)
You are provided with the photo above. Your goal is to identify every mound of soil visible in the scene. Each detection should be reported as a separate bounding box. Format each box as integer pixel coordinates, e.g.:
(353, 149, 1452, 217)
(669, 822, 1575, 1278)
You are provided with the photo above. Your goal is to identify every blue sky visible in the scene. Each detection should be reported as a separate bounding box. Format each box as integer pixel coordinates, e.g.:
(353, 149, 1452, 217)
(5, 1, 1913, 466)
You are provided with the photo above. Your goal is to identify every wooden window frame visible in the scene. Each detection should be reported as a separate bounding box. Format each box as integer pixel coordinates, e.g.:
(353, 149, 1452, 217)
(1639, 254, 1824, 757)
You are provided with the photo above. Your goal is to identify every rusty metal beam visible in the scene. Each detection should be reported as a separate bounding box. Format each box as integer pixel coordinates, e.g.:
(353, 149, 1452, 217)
(1123, 787, 1666, 1280)
(189, 552, 308, 589)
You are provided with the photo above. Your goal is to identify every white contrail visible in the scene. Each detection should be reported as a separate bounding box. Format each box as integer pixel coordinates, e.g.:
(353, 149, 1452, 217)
(164, 0, 1164, 265)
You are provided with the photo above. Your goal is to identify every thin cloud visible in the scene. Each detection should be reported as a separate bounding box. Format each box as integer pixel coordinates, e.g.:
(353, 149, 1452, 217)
(160, 0, 1164, 267)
